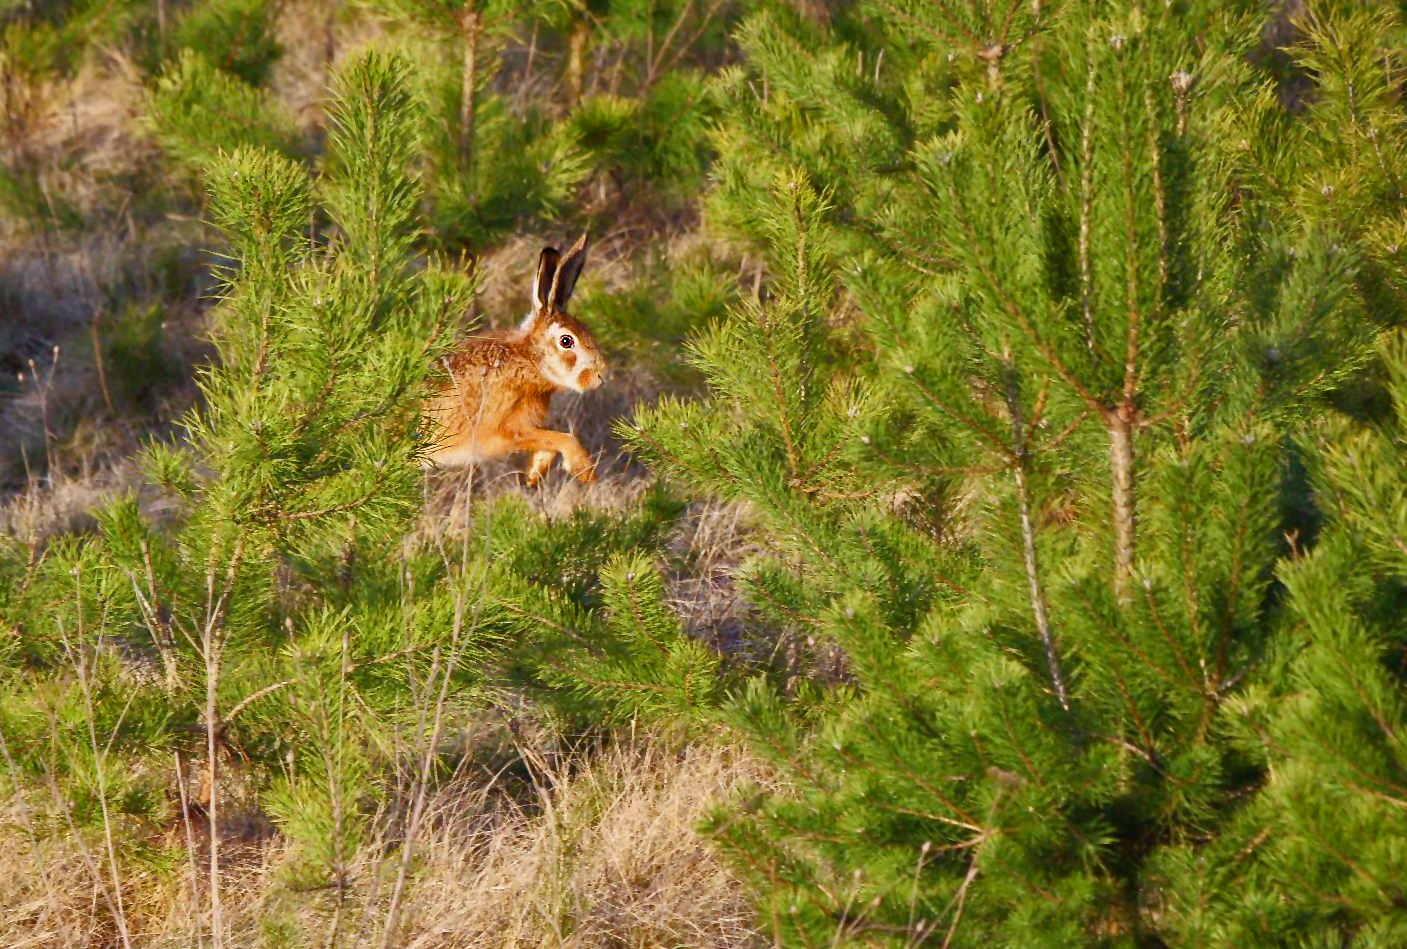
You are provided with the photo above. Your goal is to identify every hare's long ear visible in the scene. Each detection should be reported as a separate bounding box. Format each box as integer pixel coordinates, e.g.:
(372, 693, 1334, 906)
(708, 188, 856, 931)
(548, 232, 589, 310)
(532, 246, 561, 316)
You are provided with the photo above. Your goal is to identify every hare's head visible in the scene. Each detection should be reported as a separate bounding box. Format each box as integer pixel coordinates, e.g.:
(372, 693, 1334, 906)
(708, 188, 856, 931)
(521, 233, 606, 393)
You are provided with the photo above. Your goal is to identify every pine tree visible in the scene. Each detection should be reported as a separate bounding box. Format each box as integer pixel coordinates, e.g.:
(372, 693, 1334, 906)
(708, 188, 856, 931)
(141, 0, 303, 179)
(538, 2, 1407, 944)
(559, 0, 741, 203)
(153, 0, 285, 85)
(460, 486, 732, 724)
(1235, 330, 1407, 942)
(146, 47, 301, 171)
(357, 0, 507, 171)
(360, 0, 593, 250)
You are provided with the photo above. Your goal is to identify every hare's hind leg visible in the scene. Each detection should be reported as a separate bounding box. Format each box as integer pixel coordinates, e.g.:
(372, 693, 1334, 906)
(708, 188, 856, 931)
(525, 450, 557, 487)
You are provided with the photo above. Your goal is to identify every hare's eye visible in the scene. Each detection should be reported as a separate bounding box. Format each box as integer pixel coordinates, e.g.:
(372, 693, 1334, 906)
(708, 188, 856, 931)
(559, 334, 575, 349)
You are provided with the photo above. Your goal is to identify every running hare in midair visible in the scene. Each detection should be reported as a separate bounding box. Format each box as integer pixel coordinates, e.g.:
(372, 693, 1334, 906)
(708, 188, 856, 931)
(424, 234, 606, 484)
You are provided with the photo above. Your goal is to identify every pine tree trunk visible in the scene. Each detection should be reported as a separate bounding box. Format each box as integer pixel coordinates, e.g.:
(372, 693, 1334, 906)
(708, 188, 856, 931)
(1013, 459, 1063, 709)
(566, 14, 591, 107)
(311, 3, 338, 156)
(1108, 408, 1137, 604)
(1015, 459, 1069, 709)
(90, 308, 115, 416)
(323, 3, 338, 78)
(1006, 370, 1068, 709)
(459, 9, 481, 173)
(204, 654, 224, 948)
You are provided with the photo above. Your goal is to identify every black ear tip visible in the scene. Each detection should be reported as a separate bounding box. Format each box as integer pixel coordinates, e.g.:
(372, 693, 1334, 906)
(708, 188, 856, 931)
(563, 232, 589, 258)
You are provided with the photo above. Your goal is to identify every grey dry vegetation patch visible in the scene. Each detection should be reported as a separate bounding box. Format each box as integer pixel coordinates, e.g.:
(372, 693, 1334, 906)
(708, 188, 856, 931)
(0, 457, 142, 542)
(0, 67, 211, 493)
(665, 500, 762, 656)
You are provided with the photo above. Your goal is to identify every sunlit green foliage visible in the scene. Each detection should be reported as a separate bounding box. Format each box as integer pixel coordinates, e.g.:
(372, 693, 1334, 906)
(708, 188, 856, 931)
(541, 2, 1407, 944)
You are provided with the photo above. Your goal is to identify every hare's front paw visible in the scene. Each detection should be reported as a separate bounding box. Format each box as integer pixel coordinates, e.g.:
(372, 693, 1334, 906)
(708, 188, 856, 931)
(525, 450, 556, 488)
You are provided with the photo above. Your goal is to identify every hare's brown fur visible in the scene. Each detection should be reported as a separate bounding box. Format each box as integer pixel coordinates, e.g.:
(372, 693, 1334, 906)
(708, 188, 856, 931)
(424, 235, 606, 485)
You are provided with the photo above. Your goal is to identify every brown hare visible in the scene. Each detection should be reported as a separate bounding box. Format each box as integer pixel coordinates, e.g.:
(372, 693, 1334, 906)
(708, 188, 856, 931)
(424, 233, 606, 485)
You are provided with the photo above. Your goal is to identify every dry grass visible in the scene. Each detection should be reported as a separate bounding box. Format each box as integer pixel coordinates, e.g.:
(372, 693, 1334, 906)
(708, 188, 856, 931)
(0, 48, 155, 230)
(0, 458, 139, 541)
(0, 733, 767, 949)
(392, 736, 765, 949)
